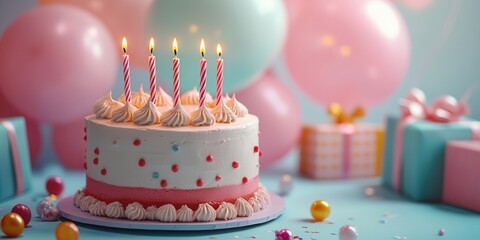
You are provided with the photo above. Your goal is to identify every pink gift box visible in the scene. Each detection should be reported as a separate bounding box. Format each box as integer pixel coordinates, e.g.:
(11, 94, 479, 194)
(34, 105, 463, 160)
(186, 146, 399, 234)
(443, 141, 480, 211)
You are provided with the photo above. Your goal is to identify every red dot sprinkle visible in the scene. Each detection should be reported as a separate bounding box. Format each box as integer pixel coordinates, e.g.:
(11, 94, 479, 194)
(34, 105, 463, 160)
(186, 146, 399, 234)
(83, 127, 86, 133)
(254, 146, 259, 153)
(161, 179, 167, 187)
(93, 158, 99, 165)
(138, 158, 146, 167)
(259, 151, 263, 157)
(133, 139, 141, 146)
(101, 168, 107, 175)
(83, 162, 87, 170)
(232, 161, 239, 169)
(206, 155, 214, 162)
(215, 175, 222, 181)
(172, 164, 179, 173)
(242, 177, 248, 184)
(84, 136, 87, 141)
(94, 147, 99, 155)
(197, 179, 204, 187)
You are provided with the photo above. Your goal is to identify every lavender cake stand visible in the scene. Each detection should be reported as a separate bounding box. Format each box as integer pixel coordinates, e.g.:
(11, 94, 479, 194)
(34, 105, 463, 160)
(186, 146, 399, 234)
(57, 192, 284, 231)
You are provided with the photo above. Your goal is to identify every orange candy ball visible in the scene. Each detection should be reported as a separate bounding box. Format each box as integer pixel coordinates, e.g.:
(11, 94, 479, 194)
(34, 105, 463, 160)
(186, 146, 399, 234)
(55, 221, 79, 240)
(310, 200, 331, 221)
(1, 212, 25, 238)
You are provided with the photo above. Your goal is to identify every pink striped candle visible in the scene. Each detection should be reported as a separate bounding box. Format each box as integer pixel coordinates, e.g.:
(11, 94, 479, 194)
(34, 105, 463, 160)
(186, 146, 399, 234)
(199, 38, 207, 107)
(172, 38, 180, 107)
(122, 37, 132, 103)
(215, 44, 224, 106)
(148, 38, 157, 103)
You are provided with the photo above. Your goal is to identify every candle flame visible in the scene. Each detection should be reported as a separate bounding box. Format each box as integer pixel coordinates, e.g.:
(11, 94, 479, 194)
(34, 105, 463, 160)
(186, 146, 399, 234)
(172, 38, 178, 55)
(122, 37, 127, 53)
(149, 38, 155, 53)
(217, 44, 222, 57)
(200, 38, 205, 57)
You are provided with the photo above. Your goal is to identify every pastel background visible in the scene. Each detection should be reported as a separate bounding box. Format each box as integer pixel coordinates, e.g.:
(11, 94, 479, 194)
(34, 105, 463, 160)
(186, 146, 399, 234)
(0, 0, 478, 168)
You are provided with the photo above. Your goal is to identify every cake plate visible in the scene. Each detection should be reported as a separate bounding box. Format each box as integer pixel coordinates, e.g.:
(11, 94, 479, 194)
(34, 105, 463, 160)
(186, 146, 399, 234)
(57, 192, 284, 231)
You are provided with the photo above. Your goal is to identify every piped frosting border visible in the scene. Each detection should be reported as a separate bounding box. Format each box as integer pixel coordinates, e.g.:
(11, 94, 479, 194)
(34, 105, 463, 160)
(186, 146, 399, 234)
(73, 184, 270, 222)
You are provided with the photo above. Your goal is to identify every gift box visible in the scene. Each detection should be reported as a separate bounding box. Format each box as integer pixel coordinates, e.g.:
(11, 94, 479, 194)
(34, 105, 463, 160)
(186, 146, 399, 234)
(299, 103, 384, 179)
(0, 117, 33, 202)
(382, 88, 479, 201)
(299, 123, 384, 179)
(443, 141, 480, 212)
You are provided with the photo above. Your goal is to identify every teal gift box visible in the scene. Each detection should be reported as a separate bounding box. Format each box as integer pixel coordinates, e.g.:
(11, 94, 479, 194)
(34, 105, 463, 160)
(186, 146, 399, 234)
(382, 114, 474, 201)
(0, 117, 33, 202)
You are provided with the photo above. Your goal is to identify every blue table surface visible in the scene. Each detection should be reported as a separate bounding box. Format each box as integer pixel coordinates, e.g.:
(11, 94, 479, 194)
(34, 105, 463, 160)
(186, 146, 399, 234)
(1, 159, 480, 240)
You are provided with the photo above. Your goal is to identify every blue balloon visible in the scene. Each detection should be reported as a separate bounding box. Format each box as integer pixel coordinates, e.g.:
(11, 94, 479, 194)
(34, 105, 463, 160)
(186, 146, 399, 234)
(147, 0, 286, 93)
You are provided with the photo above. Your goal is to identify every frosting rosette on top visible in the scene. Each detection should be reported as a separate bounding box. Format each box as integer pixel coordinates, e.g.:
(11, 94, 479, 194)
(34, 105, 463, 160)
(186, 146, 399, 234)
(133, 97, 161, 125)
(181, 87, 214, 105)
(190, 105, 215, 126)
(212, 100, 237, 123)
(111, 101, 138, 123)
(161, 104, 190, 127)
(93, 92, 124, 119)
(118, 85, 150, 108)
(155, 87, 173, 106)
(132, 85, 150, 108)
(227, 94, 248, 118)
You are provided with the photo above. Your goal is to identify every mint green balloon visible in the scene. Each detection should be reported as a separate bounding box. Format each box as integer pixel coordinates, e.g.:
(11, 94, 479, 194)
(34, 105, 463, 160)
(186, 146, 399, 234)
(147, 0, 286, 93)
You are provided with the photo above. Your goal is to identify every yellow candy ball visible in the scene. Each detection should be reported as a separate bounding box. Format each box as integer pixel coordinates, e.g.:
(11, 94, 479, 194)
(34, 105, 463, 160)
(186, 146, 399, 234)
(310, 200, 331, 221)
(1, 212, 25, 237)
(55, 221, 79, 240)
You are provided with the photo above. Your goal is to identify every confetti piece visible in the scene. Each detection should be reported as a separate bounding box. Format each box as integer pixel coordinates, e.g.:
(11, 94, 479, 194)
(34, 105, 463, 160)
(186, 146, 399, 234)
(438, 229, 445, 236)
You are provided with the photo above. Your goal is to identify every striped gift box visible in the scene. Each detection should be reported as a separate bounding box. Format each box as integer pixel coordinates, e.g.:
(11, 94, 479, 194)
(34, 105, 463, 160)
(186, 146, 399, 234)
(299, 123, 384, 179)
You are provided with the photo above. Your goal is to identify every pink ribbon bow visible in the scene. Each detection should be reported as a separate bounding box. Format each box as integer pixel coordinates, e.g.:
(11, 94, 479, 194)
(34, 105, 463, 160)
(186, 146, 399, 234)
(398, 88, 469, 122)
(392, 88, 470, 191)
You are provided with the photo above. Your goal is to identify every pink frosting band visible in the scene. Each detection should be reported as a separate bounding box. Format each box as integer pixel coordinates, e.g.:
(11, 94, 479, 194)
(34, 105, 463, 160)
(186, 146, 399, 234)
(85, 176, 259, 210)
(1, 120, 24, 195)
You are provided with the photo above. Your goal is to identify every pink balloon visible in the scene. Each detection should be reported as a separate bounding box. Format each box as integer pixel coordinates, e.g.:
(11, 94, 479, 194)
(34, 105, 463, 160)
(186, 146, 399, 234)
(285, 0, 410, 111)
(0, 5, 117, 124)
(52, 118, 85, 170)
(0, 92, 42, 166)
(398, 0, 433, 11)
(236, 71, 301, 168)
(283, 0, 303, 24)
(39, 0, 153, 69)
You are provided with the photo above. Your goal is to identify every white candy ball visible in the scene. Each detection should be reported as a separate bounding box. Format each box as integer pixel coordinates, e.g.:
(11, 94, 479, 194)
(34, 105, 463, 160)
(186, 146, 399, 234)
(339, 225, 358, 240)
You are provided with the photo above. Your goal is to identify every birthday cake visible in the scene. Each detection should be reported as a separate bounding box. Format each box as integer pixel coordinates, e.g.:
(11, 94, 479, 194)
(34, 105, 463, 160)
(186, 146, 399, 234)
(73, 86, 269, 222)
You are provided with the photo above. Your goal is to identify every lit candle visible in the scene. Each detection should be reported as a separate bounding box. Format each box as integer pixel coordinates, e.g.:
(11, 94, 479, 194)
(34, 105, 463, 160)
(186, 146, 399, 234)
(199, 38, 207, 107)
(122, 37, 132, 103)
(215, 44, 224, 106)
(148, 38, 157, 103)
(172, 38, 180, 107)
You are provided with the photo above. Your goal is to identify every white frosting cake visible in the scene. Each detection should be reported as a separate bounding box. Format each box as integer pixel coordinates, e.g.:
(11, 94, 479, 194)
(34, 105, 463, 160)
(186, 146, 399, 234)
(76, 87, 268, 222)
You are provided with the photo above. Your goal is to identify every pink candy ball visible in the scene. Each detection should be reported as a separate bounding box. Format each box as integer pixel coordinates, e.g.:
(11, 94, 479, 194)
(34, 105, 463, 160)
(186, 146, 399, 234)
(10, 204, 32, 226)
(275, 229, 293, 240)
(46, 176, 64, 196)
